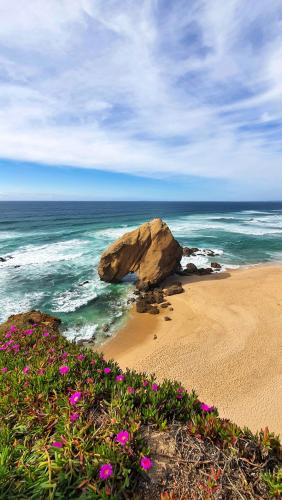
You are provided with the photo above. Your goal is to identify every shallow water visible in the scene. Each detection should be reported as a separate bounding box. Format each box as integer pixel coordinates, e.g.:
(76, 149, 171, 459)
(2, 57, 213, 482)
(0, 201, 282, 342)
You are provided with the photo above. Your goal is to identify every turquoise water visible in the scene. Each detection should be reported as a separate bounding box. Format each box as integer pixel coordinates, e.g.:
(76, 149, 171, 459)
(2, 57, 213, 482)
(0, 201, 282, 342)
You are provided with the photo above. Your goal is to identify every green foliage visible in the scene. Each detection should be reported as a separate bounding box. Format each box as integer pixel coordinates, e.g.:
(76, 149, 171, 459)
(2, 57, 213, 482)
(0, 320, 280, 498)
(262, 468, 282, 497)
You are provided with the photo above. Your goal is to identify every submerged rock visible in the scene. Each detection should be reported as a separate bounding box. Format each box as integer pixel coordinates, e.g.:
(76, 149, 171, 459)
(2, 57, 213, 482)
(183, 247, 199, 256)
(0, 255, 13, 263)
(98, 218, 182, 288)
(78, 280, 90, 286)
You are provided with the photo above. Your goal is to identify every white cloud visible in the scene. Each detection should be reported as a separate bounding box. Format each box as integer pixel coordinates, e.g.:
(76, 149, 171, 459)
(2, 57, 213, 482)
(0, 0, 282, 187)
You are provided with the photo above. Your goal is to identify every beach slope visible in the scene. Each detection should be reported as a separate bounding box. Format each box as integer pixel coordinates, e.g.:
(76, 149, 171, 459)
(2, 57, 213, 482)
(101, 265, 282, 436)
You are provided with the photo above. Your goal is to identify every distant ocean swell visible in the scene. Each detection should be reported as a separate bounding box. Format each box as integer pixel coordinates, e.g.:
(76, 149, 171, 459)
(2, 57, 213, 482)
(0, 202, 282, 343)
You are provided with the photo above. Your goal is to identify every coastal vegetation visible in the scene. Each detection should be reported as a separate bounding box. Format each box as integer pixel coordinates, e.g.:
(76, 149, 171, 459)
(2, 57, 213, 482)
(0, 311, 281, 498)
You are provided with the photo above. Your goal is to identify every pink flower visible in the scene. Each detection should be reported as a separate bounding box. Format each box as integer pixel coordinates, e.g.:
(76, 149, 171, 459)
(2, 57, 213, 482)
(70, 412, 80, 423)
(59, 365, 70, 375)
(69, 391, 82, 405)
(140, 456, 153, 470)
(90, 359, 96, 365)
(5, 333, 11, 338)
(43, 332, 49, 337)
(24, 329, 33, 336)
(116, 430, 129, 446)
(23, 366, 30, 374)
(127, 386, 135, 394)
(99, 463, 113, 480)
(52, 441, 63, 448)
(152, 383, 159, 392)
(176, 387, 184, 399)
(104, 367, 111, 374)
(37, 368, 45, 375)
(9, 325, 17, 333)
(143, 380, 149, 387)
(62, 351, 69, 358)
(1, 367, 8, 373)
(200, 403, 213, 413)
(115, 374, 124, 382)
(77, 354, 85, 362)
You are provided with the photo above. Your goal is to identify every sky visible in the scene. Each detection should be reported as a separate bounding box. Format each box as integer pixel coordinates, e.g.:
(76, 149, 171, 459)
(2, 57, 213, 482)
(0, 0, 282, 201)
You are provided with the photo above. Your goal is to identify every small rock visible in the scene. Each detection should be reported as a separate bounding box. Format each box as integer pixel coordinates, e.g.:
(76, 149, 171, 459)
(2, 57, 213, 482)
(78, 280, 90, 286)
(163, 282, 184, 296)
(197, 267, 213, 275)
(160, 302, 169, 308)
(148, 306, 159, 315)
(77, 339, 88, 346)
(153, 334, 157, 340)
(183, 247, 199, 256)
(0, 255, 13, 263)
(169, 307, 174, 311)
(136, 300, 148, 313)
(164, 316, 171, 321)
(211, 262, 222, 269)
(186, 263, 198, 273)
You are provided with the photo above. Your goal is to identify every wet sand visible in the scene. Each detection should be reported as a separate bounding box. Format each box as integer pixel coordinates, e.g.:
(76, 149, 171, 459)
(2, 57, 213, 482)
(100, 265, 282, 436)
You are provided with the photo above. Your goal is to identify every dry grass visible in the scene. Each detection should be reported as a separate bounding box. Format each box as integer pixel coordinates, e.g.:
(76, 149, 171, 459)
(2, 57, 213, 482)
(140, 423, 281, 499)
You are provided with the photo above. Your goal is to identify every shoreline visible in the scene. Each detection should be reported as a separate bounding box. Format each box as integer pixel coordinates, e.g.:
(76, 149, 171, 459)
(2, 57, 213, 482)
(99, 264, 282, 436)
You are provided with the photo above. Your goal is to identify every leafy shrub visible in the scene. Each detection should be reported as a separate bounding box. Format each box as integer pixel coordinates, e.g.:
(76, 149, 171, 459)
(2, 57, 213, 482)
(0, 316, 281, 498)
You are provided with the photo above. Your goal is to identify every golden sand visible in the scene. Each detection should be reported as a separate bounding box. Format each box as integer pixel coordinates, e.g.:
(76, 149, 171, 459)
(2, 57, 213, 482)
(99, 265, 282, 436)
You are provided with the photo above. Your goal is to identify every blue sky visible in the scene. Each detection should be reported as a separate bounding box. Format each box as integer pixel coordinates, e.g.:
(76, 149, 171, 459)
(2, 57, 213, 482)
(0, 0, 282, 200)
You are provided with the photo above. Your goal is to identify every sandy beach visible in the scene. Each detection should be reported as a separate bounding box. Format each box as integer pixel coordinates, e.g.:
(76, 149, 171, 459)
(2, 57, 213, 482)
(100, 265, 282, 436)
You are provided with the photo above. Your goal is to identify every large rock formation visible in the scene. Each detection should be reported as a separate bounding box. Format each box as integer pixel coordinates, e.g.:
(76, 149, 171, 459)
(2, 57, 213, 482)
(98, 218, 183, 288)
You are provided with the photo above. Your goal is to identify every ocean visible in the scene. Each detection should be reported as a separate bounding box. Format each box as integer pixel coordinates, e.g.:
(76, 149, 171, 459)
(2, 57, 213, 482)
(1, 201, 282, 342)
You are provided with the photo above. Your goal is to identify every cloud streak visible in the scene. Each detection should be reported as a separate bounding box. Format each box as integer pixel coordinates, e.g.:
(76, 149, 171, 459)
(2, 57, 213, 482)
(0, 0, 282, 188)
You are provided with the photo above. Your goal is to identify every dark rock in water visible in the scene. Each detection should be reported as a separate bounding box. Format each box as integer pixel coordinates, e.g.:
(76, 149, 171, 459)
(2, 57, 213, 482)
(98, 218, 183, 288)
(211, 262, 222, 269)
(183, 247, 199, 256)
(77, 339, 88, 346)
(206, 249, 220, 257)
(186, 263, 198, 274)
(133, 289, 141, 295)
(78, 280, 90, 286)
(0, 255, 13, 263)
(197, 267, 213, 275)
(14, 265, 21, 268)
(164, 316, 171, 321)
(163, 282, 184, 296)
(102, 324, 110, 333)
(127, 297, 136, 304)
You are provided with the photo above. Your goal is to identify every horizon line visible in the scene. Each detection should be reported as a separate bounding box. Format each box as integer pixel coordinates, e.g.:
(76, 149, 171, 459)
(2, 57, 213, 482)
(1, 200, 282, 203)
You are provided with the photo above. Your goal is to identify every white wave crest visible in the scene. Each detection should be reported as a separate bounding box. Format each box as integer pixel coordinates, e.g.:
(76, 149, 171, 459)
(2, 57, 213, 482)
(0, 239, 88, 268)
(64, 323, 98, 342)
(0, 291, 45, 323)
